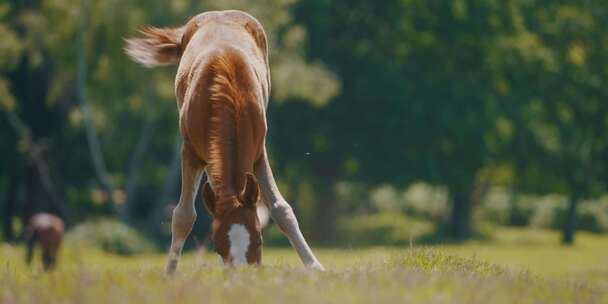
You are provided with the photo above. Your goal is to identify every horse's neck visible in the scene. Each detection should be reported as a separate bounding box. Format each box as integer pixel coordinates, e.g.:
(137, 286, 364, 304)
(210, 161, 251, 199)
(207, 101, 263, 200)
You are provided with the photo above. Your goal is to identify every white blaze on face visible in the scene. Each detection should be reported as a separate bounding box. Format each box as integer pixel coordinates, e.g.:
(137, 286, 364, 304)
(227, 224, 250, 266)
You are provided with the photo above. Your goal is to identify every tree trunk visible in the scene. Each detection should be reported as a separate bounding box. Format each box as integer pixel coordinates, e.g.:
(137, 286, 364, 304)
(448, 186, 472, 240)
(5, 112, 66, 222)
(121, 106, 155, 222)
(314, 182, 337, 245)
(2, 174, 18, 242)
(6, 0, 68, 235)
(562, 192, 579, 245)
(145, 136, 182, 236)
(77, 0, 116, 213)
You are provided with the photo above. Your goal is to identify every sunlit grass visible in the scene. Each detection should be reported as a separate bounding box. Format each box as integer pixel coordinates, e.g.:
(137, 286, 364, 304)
(2, 228, 607, 303)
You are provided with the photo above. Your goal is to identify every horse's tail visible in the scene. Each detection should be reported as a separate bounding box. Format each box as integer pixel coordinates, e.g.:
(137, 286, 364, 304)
(25, 228, 38, 265)
(124, 26, 185, 67)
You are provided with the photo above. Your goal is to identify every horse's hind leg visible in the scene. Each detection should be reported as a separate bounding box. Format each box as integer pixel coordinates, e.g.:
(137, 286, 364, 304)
(42, 249, 56, 271)
(166, 144, 204, 275)
(25, 230, 37, 266)
(254, 148, 325, 270)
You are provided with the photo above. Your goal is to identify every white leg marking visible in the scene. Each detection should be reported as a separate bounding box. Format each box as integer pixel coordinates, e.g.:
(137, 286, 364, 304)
(228, 224, 250, 266)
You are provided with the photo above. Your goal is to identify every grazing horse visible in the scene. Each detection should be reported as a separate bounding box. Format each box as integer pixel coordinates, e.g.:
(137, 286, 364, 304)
(125, 10, 324, 272)
(25, 213, 64, 271)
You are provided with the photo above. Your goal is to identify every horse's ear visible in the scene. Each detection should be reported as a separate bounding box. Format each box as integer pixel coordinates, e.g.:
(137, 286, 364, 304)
(239, 173, 259, 209)
(203, 182, 217, 216)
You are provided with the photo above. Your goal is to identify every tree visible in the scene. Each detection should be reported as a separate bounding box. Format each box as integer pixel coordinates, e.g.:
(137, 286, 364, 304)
(294, 0, 543, 240)
(496, 1, 608, 244)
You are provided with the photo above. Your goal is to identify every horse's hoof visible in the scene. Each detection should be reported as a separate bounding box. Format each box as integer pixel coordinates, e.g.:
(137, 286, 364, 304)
(307, 262, 326, 272)
(165, 259, 178, 275)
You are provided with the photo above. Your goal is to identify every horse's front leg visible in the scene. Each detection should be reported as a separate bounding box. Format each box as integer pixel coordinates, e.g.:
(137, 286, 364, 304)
(166, 144, 204, 275)
(254, 147, 325, 271)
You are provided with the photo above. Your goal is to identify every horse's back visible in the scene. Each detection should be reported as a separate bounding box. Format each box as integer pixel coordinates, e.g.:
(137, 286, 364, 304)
(28, 213, 64, 251)
(29, 213, 64, 232)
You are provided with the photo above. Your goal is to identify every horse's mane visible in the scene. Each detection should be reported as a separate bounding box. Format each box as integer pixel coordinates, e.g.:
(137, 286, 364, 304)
(204, 48, 254, 200)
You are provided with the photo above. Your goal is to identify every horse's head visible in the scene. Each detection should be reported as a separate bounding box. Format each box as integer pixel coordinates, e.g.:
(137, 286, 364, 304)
(203, 173, 262, 266)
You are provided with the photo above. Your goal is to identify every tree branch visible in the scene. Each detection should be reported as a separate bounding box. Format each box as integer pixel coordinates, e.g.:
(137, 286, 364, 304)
(77, 0, 115, 211)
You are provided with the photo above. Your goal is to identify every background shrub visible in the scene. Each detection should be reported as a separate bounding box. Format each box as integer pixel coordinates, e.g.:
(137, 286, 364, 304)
(66, 219, 156, 255)
(336, 212, 435, 246)
(577, 198, 608, 233)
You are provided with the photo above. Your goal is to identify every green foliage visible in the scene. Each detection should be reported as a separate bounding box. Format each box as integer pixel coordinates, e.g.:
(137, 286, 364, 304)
(261, 225, 292, 247)
(577, 199, 608, 233)
(65, 219, 155, 255)
(337, 212, 435, 246)
(367, 183, 449, 221)
(477, 187, 513, 225)
(478, 190, 608, 233)
(291, 0, 608, 241)
(401, 183, 450, 221)
(528, 197, 567, 229)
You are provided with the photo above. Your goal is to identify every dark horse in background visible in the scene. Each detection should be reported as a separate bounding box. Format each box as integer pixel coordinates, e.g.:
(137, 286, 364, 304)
(25, 213, 64, 271)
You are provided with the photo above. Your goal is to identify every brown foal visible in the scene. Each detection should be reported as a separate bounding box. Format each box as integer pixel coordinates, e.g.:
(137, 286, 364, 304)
(125, 10, 323, 272)
(25, 213, 64, 271)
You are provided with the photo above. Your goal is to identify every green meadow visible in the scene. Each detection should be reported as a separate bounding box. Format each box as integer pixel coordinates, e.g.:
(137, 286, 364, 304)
(2, 228, 606, 304)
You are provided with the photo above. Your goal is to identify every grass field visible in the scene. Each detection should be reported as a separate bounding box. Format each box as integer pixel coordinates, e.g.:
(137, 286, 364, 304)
(2, 228, 607, 303)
